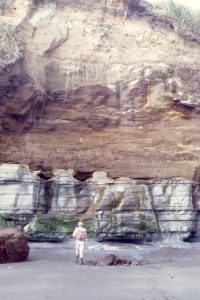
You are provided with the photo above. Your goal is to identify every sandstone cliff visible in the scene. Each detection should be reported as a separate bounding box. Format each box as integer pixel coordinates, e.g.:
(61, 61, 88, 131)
(1, 0, 200, 240)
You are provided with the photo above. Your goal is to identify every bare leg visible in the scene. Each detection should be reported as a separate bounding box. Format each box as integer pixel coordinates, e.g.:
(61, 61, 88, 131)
(75, 242, 79, 262)
(79, 249, 84, 259)
(75, 248, 79, 257)
(80, 248, 84, 264)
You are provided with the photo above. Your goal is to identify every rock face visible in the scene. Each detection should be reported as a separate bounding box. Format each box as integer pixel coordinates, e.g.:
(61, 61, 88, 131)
(0, 0, 200, 180)
(0, 164, 44, 215)
(1, 1, 200, 241)
(0, 227, 29, 263)
(0, 163, 199, 240)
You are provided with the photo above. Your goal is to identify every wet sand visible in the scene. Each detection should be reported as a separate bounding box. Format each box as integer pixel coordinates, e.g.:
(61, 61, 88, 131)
(0, 240, 200, 300)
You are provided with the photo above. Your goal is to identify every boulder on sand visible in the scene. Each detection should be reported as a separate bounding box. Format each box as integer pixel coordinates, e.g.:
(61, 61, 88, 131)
(0, 228, 29, 263)
(94, 253, 141, 266)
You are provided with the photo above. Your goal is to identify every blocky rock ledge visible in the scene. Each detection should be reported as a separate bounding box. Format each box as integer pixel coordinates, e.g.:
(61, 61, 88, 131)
(0, 163, 199, 242)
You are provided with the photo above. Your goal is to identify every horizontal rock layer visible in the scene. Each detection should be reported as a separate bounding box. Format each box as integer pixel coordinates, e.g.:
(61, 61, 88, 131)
(0, 1, 200, 180)
(1, 1, 200, 241)
(0, 163, 199, 240)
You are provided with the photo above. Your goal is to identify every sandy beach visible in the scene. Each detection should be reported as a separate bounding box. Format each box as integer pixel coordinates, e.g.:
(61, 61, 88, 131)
(0, 239, 199, 300)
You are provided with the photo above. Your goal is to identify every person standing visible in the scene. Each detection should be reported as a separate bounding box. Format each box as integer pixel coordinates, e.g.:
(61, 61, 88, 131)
(72, 221, 87, 265)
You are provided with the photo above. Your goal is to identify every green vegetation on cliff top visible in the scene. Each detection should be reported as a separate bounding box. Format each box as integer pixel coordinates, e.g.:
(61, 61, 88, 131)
(162, 0, 200, 42)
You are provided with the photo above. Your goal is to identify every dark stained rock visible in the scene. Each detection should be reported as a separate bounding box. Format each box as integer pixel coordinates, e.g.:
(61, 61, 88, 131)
(93, 253, 139, 266)
(0, 228, 29, 263)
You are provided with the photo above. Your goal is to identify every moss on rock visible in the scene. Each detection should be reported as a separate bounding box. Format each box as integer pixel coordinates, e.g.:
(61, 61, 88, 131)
(24, 214, 94, 240)
(0, 213, 14, 227)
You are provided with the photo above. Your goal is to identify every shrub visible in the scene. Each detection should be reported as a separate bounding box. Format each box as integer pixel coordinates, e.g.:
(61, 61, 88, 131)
(162, 0, 200, 42)
(0, 21, 20, 67)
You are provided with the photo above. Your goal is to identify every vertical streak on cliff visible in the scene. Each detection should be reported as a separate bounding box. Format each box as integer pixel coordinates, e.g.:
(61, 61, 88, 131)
(191, 167, 200, 235)
(192, 185, 200, 235)
(147, 183, 161, 233)
(43, 181, 53, 213)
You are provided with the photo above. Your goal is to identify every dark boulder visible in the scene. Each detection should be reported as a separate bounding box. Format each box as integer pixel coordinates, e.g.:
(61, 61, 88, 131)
(94, 253, 140, 266)
(0, 228, 29, 263)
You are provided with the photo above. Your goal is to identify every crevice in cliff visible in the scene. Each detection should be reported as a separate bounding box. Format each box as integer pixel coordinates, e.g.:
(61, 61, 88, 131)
(191, 166, 200, 237)
(43, 181, 54, 213)
(38, 169, 53, 180)
(37, 168, 54, 213)
(74, 171, 93, 182)
(147, 184, 161, 234)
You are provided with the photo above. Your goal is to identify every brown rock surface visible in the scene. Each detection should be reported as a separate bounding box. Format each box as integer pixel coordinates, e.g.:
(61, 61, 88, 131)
(0, 91, 199, 180)
(1, 0, 200, 180)
(94, 253, 135, 266)
(0, 228, 29, 263)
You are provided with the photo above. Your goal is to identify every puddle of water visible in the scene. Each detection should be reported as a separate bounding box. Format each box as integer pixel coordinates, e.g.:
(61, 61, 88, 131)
(29, 239, 155, 261)
(154, 233, 200, 249)
(29, 237, 200, 253)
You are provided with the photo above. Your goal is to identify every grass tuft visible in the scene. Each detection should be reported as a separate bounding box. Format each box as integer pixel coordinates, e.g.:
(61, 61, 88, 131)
(161, 0, 200, 42)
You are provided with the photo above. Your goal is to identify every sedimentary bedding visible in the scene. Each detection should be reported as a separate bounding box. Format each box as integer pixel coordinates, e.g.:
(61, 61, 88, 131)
(0, 164, 199, 240)
(1, 0, 200, 240)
